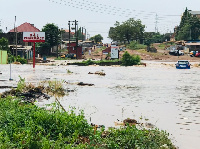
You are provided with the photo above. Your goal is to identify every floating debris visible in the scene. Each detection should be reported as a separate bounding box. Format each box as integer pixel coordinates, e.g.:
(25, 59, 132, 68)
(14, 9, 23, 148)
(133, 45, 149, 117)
(0, 86, 13, 89)
(88, 71, 106, 76)
(77, 82, 94, 86)
(114, 118, 138, 126)
(144, 123, 155, 129)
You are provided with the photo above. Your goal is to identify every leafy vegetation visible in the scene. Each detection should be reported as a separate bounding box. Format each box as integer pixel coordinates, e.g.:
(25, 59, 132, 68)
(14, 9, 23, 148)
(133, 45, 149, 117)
(78, 59, 120, 66)
(0, 37, 9, 51)
(16, 55, 27, 64)
(109, 18, 145, 44)
(0, 79, 176, 148)
(127, 41, 147, 50)
(176, 8, 200, 40)
(89, 34, 103, 43)
(121, 51, 141, 66)
(54, 57, 70, 60)
(0, 98, 92, 148)
(35, 23, 61, 56)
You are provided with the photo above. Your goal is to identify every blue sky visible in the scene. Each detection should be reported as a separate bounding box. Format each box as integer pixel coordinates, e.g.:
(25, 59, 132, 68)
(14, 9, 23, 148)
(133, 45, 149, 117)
(0, 0, 200, 43)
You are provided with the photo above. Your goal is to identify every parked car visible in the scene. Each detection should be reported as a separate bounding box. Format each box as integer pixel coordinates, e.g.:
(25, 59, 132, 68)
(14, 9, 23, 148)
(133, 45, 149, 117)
(60, 53, 76, 59)
(169, 49, 184, 56)
(189, 51, 200, 57)
(195, 52, 200, 57)
(175, 60, 191, 69)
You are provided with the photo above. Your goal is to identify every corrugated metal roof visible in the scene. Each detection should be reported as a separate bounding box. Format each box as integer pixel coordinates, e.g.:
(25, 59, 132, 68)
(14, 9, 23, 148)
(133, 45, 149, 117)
(9, 22, 40, 32)
(185, 43, 200, 45)
(189, 11, 200, 15)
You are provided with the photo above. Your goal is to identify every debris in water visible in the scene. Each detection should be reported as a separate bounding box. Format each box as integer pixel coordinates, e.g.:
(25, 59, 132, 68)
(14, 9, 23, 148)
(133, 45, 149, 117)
(77, 82, 94, 86)
(88, 71, 106, 76)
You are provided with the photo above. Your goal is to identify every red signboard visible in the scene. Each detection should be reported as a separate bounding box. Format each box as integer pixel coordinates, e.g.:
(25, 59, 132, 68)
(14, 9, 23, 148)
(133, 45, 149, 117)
(23, 32, 45, 42)
(23, 32, 45, 68)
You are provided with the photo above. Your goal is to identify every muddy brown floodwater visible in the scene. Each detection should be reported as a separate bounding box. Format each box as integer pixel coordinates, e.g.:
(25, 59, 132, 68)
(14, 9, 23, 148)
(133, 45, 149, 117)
(0, 62, 200, 149)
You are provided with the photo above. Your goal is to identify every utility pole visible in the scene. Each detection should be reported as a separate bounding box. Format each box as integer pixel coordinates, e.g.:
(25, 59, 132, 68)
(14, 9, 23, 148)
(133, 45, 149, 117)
(68, 21, 71, 53)
(60, 28, 63, 49)
(68, 20, 78, 59)
(155, 14, 159, 33)
(75, 20, 78, 59)
(57, 28, 58, 58)
(85, 28, 86, 41)
(82, 27, 84, 41)
(15, 16, 17, 58)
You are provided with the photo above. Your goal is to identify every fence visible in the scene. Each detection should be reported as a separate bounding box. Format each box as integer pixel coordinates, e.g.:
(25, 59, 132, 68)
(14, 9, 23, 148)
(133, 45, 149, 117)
(0, 50, 7, 64)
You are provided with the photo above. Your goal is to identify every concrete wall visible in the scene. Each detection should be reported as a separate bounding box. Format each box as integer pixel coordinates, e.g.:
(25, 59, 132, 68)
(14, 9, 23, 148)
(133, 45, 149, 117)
(0, 50, 8, 64)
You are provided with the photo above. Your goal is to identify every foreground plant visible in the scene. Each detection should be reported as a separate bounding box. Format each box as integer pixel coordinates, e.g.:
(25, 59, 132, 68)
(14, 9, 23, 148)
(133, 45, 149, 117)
(0, 79, 176, 148)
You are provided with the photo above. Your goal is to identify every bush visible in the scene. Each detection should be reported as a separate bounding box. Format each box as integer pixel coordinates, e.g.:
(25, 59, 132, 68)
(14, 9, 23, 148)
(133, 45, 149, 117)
(0, 98, 92, 148)
(16, 55, 27, 64)
(127, 41, 147, 50)
(121, 51, 141, 66)
(0, 79, 175, 148)
(84, 59, 94, 66)
(0, 97, 175, 148)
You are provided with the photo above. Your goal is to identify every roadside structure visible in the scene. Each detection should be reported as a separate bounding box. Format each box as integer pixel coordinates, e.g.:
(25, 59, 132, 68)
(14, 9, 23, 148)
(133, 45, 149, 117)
(0, 22, 40, 59)
(188, 10, 200, 19)
(184, 40, 200, 52)
(0, 50, 7, 64)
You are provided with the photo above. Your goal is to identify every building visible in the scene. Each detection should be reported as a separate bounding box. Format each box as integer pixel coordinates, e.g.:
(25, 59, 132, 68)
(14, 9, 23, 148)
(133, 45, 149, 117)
(184, 40, 200, 52)
(188, 10, 200, 19)
(0, 22, 41, 58)
(8, 22, 40, 46)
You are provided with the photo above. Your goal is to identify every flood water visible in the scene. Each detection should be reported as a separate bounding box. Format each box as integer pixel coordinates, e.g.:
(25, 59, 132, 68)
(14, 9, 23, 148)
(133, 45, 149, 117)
(0, 62, 200, 149)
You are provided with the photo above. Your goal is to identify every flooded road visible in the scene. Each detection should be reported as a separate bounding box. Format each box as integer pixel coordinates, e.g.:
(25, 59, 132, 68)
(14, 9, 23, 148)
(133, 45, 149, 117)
(0, 62, 200, 149)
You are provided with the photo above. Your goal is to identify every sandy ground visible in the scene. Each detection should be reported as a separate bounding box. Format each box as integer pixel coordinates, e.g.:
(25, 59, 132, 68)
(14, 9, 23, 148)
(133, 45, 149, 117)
(81, 43, 200, 63)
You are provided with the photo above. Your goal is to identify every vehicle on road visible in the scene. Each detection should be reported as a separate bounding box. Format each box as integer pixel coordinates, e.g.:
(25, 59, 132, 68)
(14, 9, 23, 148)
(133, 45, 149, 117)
(175, 60, 191, 69)
(60, 53, 76, 59)
(189, 51, 200, 57)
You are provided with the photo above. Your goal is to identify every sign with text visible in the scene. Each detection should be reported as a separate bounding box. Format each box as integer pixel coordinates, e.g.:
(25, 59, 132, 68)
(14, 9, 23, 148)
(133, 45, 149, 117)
(23, 32, 45, 42)
(111, 45, 119, 59)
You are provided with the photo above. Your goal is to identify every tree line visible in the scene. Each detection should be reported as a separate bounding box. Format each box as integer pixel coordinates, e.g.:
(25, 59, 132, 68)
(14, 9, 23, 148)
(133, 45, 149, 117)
(175, 8, 200, 40)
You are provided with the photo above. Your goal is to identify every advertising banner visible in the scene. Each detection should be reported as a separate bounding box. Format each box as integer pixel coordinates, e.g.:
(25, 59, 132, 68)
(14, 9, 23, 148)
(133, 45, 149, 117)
(23, 32, 45, 42)
(111, 45, 119, 59)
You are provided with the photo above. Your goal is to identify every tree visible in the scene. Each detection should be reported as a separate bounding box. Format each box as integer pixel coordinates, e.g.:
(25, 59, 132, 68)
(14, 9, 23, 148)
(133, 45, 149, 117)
(77, 27, 86, 41)
(41, 23, 60, 55)
(0, 37, 9, 51)
(36, 42, 50, 57)
(89, 34, 103, 43)
(176, 8, 200, 40)
(109, 18, 145, 44)
(0, 29, 3, 33)
(121, 51, 140, 66)
(144, 32, 165, 47)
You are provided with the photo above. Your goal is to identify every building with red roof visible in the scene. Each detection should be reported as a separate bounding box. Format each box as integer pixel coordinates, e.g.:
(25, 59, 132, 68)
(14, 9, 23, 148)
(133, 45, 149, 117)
(0, 22, 41, 58)
(9, 22, 40, 33)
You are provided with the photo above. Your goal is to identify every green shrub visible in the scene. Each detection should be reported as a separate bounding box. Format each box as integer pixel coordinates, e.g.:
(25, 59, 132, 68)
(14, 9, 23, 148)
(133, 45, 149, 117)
(16, 55, 27, 64)
(0, 79, 175, 148)
(84, 59, 94, 66)
(7, 53, 15, 63)
(94, 126, 176, 149)
(0, 98, 92, 148)
(0, 97, 175, 148)
(121, 51, 141, 66)
(127, 41, 147, 50)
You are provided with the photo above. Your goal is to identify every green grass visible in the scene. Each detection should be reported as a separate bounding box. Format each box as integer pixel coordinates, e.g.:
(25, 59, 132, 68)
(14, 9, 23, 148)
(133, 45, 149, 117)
(54, 57, 71, 60)
(0, 97, 176, 148)
(0, 79, 176, 148)
(127, 41, 147, 50)
(78, 59, 120, 66)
